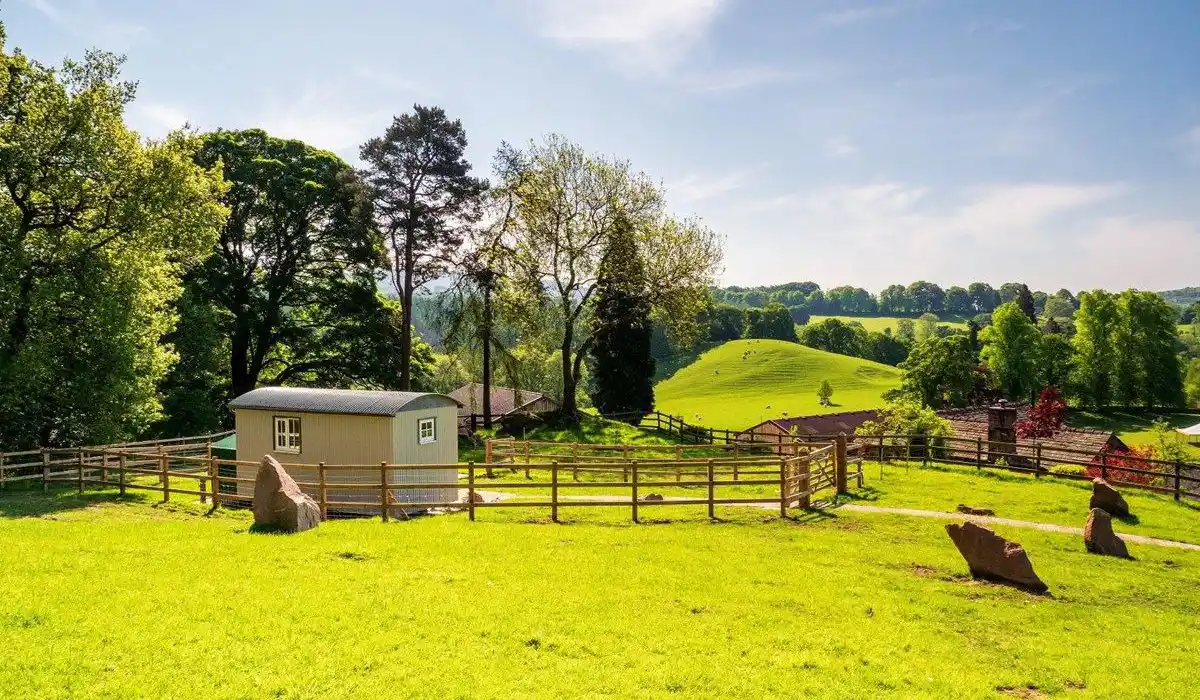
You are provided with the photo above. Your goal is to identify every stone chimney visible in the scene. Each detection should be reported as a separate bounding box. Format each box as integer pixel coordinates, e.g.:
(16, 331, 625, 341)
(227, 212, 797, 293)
(987, 400, 1017, 462)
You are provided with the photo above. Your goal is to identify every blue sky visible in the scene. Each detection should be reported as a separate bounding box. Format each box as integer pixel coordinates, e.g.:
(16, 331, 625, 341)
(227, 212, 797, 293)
(6, 0, 1200, 292)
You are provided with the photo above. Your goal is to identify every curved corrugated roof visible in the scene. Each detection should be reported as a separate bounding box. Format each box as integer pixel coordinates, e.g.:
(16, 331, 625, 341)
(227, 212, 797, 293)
(228, 387, 457, 416)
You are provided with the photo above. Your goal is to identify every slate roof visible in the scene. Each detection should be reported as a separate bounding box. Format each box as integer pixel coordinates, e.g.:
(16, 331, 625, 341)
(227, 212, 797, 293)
(447, 384, 558, 416)
(229, 387, 457, 417)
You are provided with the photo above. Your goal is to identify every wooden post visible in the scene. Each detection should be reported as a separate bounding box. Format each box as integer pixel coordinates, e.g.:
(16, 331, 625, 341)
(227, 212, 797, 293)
(160, 451, 170, 503)
(318, 462, 327, 520)
(878, 435, 885, 464)
(1034, 443, 1042, 478)
(571, 443, 579, 481)
(484, 440, 493, 470)
(42, 449, 49, 491)
(551, 460, 559, 523)
(209, 458, 219, 509)
(631, 460, 639, 523)
(798, 459, 811, 509)
(76, 448, 84, 494)
(834, 434, 849, 494)
(0, 452, 5, 490)
(1175, 460, 1183, 502)
(200, 441, 212, 504)
(707, 459, 715, 519)
(975, 438, 983, 470)
(118, 453, 126, 496)
(778, 457, 787, 517)
(1100, 452, 1108, 480)
(622, 444, 630, 481)
(380, 462, 390, 523)
(101, 450, 109, 486)
(468, 461, 476, 521)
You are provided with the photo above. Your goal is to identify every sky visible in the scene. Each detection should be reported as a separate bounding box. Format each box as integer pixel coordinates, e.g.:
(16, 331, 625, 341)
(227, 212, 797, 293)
(5, 0, 1200, 293)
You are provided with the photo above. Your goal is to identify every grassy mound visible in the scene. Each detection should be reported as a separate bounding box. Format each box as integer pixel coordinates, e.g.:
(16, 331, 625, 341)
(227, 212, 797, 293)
(3, 489, 1200, 698)
(655, 339, 901, 429)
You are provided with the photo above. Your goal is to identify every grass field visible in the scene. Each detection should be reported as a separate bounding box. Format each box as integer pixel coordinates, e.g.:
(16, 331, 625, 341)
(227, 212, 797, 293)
(809, 315, 969, 333)
(654, 339, 901, 429)
(3, 486, 1200, 699)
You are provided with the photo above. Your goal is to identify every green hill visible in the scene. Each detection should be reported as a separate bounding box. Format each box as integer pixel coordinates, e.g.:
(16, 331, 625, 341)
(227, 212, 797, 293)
(655, 339, 902, 430)
(809, 314, 968, 332)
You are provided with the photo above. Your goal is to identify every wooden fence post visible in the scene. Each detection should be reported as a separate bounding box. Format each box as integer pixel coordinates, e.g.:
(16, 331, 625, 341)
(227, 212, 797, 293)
(0, 453, 5, 490)
(101, 450, 109, 486)
(318, 462, 327, 520)
(778, 457, 787, 517)
(76, 448, 84, 494)
(1034, 443, 1042, 478)
(468, 461, 476, 521)
(834, 434, 848, 494)
(707, 459, 715, 519)
(160, 451, 170, 503)
(41, 449, 49, 491)
(622, 444, 630, 481)
(118, 453, 126, 496)
(975, 438, 983, 470)
(631, 460, 639, 524)
(380, 462, 389, 523)
(1175, 460, 1182, 502)
(200, 441, 212, 505)
(551, 460, 559, 523)
(799, 459, 811, 509)
(571, 443, 579, 481)
(484, 440, 493, 470)
(878, 435, 885, 465)
(209, 458, 219, 510)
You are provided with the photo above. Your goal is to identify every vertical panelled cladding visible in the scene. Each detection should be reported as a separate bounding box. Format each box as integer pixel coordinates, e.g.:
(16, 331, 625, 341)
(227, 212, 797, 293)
(232, 390, 461, 511)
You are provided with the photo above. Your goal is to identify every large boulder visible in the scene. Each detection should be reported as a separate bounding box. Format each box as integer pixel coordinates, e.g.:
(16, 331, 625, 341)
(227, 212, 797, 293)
(253, 455, 320, 533)
(1089, 478, 1130, 518)
(1084, 508, 1131, 559)
(945, 521, 1048, 593)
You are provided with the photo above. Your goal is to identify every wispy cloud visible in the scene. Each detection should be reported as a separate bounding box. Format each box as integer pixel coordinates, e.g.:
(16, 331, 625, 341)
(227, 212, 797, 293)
(676, 66, 797, 93)
(825, 136, 859, 158)
(256, 85, 390, 155)
(1180, 125, 1200, 166)
(525, 0, 726, 74)
(22, 0, 147, 49)
(129, 102, 190, 137)
(967, 18, 1023, 35)
(667, 169, 759, 204)
(817, 0, 926, 28)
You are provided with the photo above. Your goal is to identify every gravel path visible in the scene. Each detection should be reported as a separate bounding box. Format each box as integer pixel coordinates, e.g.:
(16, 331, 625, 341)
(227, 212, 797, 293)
(475, 490, 1200, 551)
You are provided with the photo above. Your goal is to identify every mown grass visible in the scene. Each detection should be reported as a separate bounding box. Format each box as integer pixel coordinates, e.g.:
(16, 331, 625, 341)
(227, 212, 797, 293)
(654, 339, 901, 429)
(809, 314, 969, 333)
(855, 459, 1200, 545)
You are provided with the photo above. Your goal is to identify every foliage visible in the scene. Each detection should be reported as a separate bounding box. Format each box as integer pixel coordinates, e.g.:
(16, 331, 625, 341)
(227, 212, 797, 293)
(1043, 295, 1075, 320)
(0, 39, 227, 448)
(491, 135, 722, 416)
(979, 303, 1042, 401)
(359, 105, 488, 389)
(855, 398, 950, 439)
(1014, 387, 1067, 438)
(897, 335, 977, 409)
(743, 301, 796, 341)
(816, 379, 833, 406)
(1071, 290, 1119, 406)
(1035, 332, 1074, 391)
(1072, 289, 1183, 408)
(1015, 284, 1037, 322)
(707, 304, 744, 342)
(1086, 446, 1164, 486)
(1186, 358, 1200, 408)
(587, 215, 654, 420)
(1147, 418, 1190, 464)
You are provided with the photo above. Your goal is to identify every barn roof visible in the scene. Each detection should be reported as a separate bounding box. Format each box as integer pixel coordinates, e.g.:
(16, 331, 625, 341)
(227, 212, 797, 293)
(740, 410, 880, 437)
(229, 387, 458, 417)
(447, 383, 558, 416)
(942, 418, 1126, 463)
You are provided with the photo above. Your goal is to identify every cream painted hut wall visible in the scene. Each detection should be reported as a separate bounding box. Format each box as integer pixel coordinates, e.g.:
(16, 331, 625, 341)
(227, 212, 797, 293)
(235, 398, 460, 510)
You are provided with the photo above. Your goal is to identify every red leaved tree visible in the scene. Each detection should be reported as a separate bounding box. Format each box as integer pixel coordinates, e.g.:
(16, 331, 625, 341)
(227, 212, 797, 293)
(1086, 446, 1164, 486)
(1014, 387, 1067, 439)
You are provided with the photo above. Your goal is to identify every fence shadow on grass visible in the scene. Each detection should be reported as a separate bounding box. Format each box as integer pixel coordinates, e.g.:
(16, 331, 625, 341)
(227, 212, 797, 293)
(0, 484, 131, 518)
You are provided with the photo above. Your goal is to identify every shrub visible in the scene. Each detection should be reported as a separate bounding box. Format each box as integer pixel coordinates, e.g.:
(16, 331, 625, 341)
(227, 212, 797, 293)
(1049, 464, 1088, 478)
(1086, 446, 1165, 486)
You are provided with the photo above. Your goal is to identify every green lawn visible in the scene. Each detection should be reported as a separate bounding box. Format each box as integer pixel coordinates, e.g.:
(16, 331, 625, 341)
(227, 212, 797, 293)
(1068, 410, 1200, 459)
(3, 487, 1200, 699)
(654, 339, 901, 429)
(809, 315, 969, 333)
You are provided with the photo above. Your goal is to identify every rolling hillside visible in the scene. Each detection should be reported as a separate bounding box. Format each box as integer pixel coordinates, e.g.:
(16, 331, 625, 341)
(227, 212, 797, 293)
(809, 315, 968, 332)
(655, 339, 902, 430)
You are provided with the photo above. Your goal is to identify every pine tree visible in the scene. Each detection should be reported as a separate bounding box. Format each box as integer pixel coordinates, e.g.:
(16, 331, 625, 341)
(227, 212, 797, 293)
(1016, 284, 1037, 323)
(587, 215, 655, 421)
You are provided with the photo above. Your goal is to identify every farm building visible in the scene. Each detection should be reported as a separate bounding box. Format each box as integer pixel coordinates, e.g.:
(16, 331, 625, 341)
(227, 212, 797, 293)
(449, 383, 559, 433)
(227, 387, 461, 511)
(736, 410, 880, 451)
(937, 404, 1127, 465)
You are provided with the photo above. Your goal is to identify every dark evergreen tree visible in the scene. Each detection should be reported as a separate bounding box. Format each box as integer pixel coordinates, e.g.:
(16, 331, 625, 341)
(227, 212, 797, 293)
(1016, 284, 1037, 322)
(586, 215, 654, 421)
(966, 319, 980, 360)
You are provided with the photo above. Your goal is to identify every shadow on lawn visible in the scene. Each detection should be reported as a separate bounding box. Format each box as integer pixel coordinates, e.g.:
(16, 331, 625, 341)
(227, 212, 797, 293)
(0, 484, 132, 518)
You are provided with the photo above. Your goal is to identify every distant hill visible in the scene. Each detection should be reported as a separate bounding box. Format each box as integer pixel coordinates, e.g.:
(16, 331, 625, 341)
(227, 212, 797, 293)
(654, 339, 901, 430)
(1161, 287, 1200, 306)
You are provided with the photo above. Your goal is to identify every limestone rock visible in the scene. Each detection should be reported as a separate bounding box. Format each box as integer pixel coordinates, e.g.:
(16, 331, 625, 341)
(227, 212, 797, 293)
(1089, 478, 1130, 518)
(945, 521, 1048, 593)
(253, 455, 320, 533)
(956, 504, 996, 517)
(1083, 508, 1131, 558)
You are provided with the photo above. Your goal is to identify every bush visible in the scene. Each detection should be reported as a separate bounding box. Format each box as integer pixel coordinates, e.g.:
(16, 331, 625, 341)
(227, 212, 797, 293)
(1049, 464, 1088, 478)
(1086, 447, 1166, 486)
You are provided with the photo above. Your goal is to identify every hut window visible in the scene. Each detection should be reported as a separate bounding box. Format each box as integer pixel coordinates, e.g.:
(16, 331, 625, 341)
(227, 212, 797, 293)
(418, 417, 437, 445)
(274, 416, 301, 454)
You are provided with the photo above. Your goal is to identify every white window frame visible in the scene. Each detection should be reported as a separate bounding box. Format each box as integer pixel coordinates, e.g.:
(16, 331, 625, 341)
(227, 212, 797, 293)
(417, 417, 437, 445)
(273, 415, 302, 454)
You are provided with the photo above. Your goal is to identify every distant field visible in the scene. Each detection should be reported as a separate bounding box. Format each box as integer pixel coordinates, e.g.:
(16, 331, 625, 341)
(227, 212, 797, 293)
(809, 315, 968, 333)
(1069, 410, 1200, 460)
(654, 339, 901, 429)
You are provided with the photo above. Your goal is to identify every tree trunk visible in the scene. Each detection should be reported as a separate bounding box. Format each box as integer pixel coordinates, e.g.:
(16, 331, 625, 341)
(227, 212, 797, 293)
(560, 318, 577, 418)
(481, 282, 492, 429)
(229, 317, 254, 399)
(398, 228, 415, 391)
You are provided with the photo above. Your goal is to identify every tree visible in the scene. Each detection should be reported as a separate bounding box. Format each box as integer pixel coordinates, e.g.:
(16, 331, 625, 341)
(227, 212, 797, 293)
(894, 318, 916, 346)
(1116, 290, 1183, 408)
(492, 135, 722, 417)
(898, 335, 977, 409)
(906, 280, 945, 314)
(856, 398, 951, 439)
(915, 313, 940, 345)
(181, 130, 420, 411)
(788, 304, 811, 326)
(980, 303, 1042, 401)
(0, 38, 227, 448)
(817, 379, 834, 406)
(745, 302, 797, 341)
(1036, 332, 1074, 390)
(1071, 290, 1119, 407)
(1043, 295, 1075, 321)
(359, 105, 488, 390)
(1185, 358, 1200, 407)
(587, 215, 654, 420)
(965, 320, 980, 359)
(968, 282, 1000, 313)
(945, 286, 971, 315)
(879, 284, 911, 314)
(999, 282, 1025, 305)
(1016, 284, 1037, 322)
(799, 318, 866, 357)
(709, 304, 744, 342)
(864, 330, 909, 366)
(1014, 387, 1067, 438)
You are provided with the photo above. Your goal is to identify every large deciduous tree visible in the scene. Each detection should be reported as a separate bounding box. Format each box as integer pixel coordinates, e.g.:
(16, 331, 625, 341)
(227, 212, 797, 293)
(359, 105, 488, 389)
(0, 37, 227, 448)
(491, 135, 722, 417)
(1071, 290, 1119, 407)
(898, 335, 977, 409)
(980, 302, 1042, 401)
(587, 214, 654, 420)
